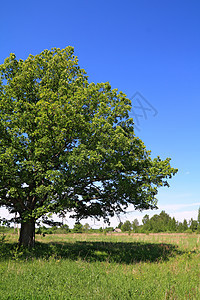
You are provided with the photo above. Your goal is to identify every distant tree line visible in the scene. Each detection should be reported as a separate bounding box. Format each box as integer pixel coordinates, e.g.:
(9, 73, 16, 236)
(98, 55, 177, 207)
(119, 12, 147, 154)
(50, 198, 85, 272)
(1, 208, 200, 235)
(33, 222, 114, 235)
(117, 209, 200, 233)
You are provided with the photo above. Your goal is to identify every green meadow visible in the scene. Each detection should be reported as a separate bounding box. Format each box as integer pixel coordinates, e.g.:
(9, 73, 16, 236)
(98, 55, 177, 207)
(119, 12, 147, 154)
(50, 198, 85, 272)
(0, 233, 200, 299)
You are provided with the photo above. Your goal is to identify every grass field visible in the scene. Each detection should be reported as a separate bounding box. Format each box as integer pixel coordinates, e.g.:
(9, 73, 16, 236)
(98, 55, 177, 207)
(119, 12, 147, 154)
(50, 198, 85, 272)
(0, 233, 200, 299)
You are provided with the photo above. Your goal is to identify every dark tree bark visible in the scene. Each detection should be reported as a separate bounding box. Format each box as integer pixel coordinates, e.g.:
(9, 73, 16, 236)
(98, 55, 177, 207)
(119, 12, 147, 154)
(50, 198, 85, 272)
(19, 218, 35, 248)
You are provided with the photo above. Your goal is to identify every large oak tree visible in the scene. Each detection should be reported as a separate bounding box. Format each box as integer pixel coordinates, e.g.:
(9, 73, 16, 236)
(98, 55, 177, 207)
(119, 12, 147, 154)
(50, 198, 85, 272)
(0, 47, 177, 247)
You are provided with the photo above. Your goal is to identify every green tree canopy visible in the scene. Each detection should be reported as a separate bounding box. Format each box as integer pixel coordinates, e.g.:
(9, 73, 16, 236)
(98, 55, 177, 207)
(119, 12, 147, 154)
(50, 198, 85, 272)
(0, 47, 178, 247)
(141, 211, 177, 233)
(198, 207, 200, 225)
(73, 221, 83, 233)
(121, 220, 132, 232)
(82, 223, 90, 232)
(183, 219, 188, 231)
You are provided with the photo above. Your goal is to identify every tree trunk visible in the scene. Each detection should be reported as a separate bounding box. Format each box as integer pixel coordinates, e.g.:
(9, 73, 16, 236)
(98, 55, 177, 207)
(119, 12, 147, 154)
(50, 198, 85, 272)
(19, 219, 35, 248)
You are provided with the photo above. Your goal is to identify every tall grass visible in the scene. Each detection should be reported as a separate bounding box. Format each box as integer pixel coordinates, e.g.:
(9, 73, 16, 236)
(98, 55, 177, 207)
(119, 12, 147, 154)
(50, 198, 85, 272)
(1, 233, 200, 299)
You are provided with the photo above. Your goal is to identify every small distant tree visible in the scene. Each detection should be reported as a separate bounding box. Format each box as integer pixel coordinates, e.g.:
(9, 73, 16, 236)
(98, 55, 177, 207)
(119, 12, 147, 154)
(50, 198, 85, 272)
(83, 223, 90, 233)
(99, 227, 103, 233)
(190, 219, 198, 232)
(197, 208, 200, 233)
(104, 226, 114, 233)
(141, 211, 175, 233)
(132, 219, 139, 232)
(61, 224, 70, 233)
(177, 222, 184, 233)
(142, 214, 151, 232)
(142, 214, 149, 225)
(168, 217, 177, 232)
(183, 219, 188, 231)
(149, 214, 160, 232)
(121, 220, 132, 232)
(73, 222, 83, 233)
(117, 221, 123, 229)
(198, 207, 200, 225)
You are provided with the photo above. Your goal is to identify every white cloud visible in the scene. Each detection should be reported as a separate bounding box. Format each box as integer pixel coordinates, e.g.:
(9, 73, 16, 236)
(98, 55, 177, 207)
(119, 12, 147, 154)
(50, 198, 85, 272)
(0, 207, 13, 219)
(159, 202, 200, 211)
(185, 171, 190, 175)
(170, 210, 198, 222)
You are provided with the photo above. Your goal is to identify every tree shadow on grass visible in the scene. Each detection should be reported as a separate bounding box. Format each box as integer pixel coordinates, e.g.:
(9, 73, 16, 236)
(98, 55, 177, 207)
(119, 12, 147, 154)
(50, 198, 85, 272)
(0, 240, 184, 264)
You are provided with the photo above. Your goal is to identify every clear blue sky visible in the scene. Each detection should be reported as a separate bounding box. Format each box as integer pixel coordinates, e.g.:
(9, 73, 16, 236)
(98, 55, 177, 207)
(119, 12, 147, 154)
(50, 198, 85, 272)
(1, 0, 200, 227)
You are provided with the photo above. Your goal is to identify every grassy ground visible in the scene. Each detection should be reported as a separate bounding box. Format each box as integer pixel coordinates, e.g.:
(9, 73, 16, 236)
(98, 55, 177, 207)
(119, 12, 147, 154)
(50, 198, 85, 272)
(0, 233, 200, 299)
